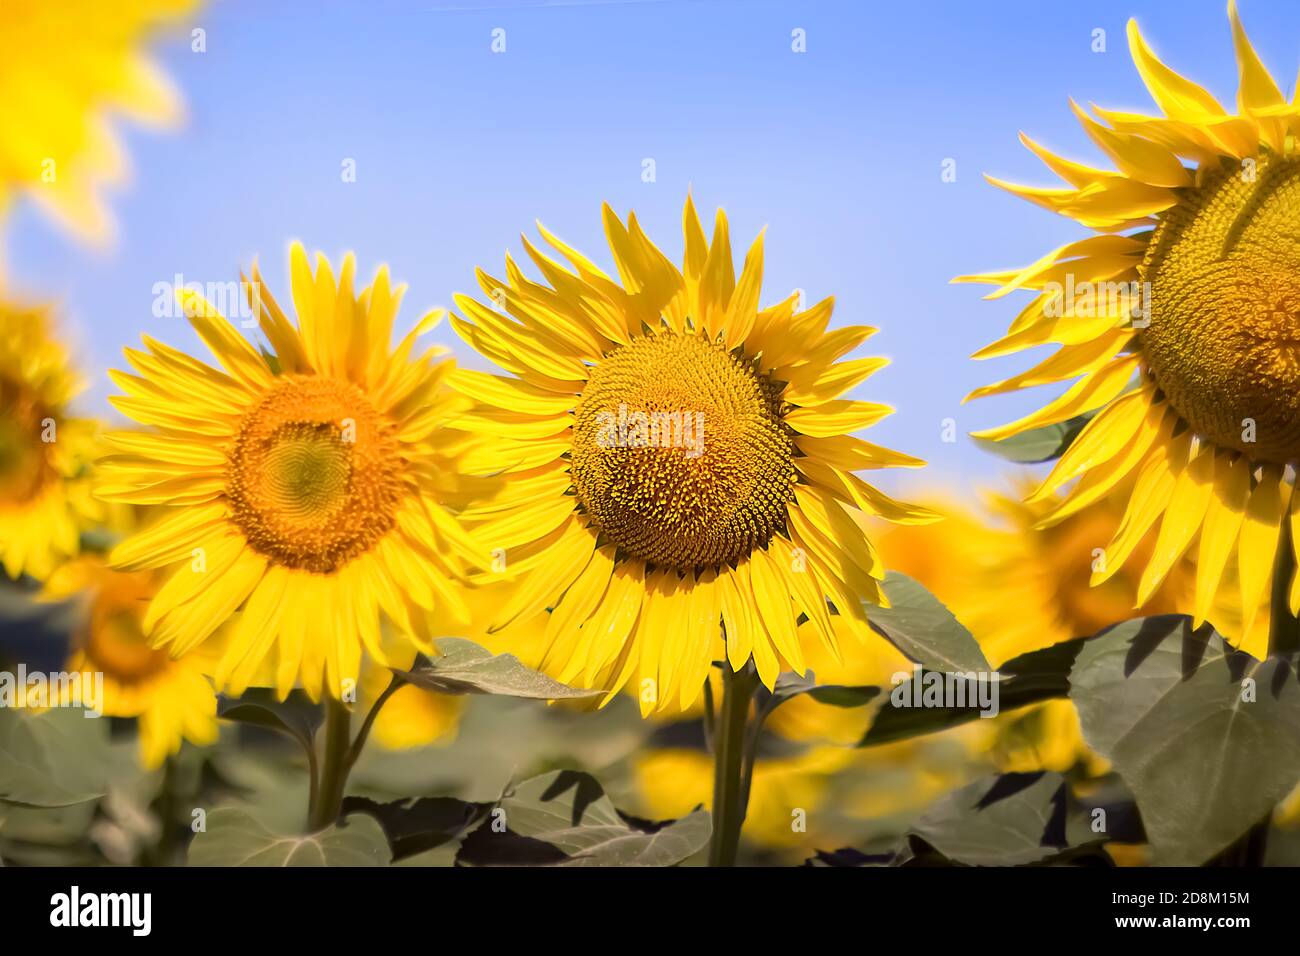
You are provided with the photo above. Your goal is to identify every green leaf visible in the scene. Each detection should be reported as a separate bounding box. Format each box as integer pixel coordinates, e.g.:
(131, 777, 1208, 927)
(216, 688, 323, 753)
(905, 771, 1102, 866)
(394, 638, 602, 700)
(859, 636, 1083, 747)
(341, 795, 491, 862)
(866, 572, 989, 673)
(803, 847, 898, 867)
(187, 808, 390, 866)
(761, 671, 880, 715)
(973, 411, 1096, 464)
(1070, 615, 1300, 866)
(0, 708, 108, 807)
(458, 769, 710, 866)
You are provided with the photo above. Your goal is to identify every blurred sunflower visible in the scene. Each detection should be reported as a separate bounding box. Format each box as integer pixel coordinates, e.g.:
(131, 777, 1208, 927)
(42, 555, 218, 768)
(100, 244, 482, 701)
(0, 303, 101, 580)
(635, 744, 853, 852)
(0, 0, 197, 244)
(959, 2, 1300, 655)
(874, 480, 1191, 773)
(452, 196, 937, 715)
(359, 580, 550, 750)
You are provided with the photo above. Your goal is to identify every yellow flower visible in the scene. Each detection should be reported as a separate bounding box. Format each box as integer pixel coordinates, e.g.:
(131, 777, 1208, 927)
(452, 196, 936, 715)
(874, 481, 1192, 774)
(0, 303, 102, 580)
(959, 2, 1300, 658)
(100, 244, 481, 701)
(633, 745, 853, 852)
(42, 556, 218, 768)
(0, 0, 197, 244)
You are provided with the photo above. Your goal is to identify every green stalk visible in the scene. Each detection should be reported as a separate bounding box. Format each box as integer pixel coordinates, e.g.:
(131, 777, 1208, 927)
(1269, 515, 1300, 659)
(308, 696, 352, 832)
(708, 661, 759, 867)
(305, 675, 405, 832)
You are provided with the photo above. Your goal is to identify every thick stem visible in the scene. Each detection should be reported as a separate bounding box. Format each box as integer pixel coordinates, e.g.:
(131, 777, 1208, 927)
(1269, 515, 1300, 659)
(708, 661, 759, 867)
(308, 696, 352, 832)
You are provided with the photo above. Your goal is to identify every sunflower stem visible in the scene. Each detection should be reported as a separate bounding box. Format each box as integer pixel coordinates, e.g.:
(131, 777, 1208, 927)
(708, 661, 759, 867)
(1268, 515, 1300, 660)
(344, 673, 405, 771)
(308, 696, 352, 832)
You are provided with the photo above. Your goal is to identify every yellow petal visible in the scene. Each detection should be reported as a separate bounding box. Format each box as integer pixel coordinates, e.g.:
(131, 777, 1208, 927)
(1193, 453, 1251, 627)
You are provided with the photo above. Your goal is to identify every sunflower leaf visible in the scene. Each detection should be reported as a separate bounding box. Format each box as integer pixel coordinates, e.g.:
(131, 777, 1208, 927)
(393, 638, 602, 700)
(0, 707, 108, 808)
(905, 771, 1105, 866)
(807, 772, 1114, 867)
(859, 636, 1084, 747)
(456, 769, 710, 866)
(758, 671, 880, 721)
(341, 795, 492, 862)
(1069, 615, 1300, 866)
(187, 808, 390, 866)
(866, 572, 990, 673)
(973, 410, 1097, 463)
(216, 688, 323, 754)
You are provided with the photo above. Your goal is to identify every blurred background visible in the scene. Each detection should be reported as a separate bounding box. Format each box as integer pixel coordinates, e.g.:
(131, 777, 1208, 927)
(11, 0, 1300, 495)
(5, 0, 1300, 868)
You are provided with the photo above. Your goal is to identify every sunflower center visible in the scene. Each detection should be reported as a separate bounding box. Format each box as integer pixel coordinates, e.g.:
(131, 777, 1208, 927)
(1140, 154, 1300, 463)
(85, 608, 171, 684)
(227, 376, 404, 574)
(0, 376, 54, 504)
(570, 333, 796, 571)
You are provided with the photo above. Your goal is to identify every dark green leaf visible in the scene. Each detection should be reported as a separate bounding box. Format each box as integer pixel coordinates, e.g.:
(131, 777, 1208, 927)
(907, 771, 1102, 866)
(803, 846, 899, 867)
(216, 688, 322, 753)
(866, 572, 989, 673)
(859, 636, 1084, 747)
(1070, 615, 1300, 866)
(0, 707, 108, 807)
(973, 411, 1096, 464)
(395, 638, 602, 700)
(341, 795, 491, 862)
(457, 769, 709, 866)
(760, 671, 880, 717)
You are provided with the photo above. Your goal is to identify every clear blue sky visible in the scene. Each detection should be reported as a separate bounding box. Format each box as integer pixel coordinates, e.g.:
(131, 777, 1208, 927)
(7, 0, 1299, 496)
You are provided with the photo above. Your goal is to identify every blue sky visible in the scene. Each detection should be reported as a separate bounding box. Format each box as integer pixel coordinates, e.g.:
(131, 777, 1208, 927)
(8, 0, 1300, 497)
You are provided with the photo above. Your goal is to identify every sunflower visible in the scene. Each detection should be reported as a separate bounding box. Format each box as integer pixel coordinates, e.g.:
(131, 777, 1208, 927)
(0, 0, 197, 244)
(99, 244, 482, 701)
(451, 196, 937, 715)
(959, 2, 1300, 655)
(873, 480, 1192, 774)
(41, 556, 218, 768)
(0, 303, 102, 580)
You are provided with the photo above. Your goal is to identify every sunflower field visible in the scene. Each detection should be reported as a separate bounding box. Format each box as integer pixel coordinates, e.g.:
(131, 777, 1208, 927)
(3, 1, 1300, 903)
